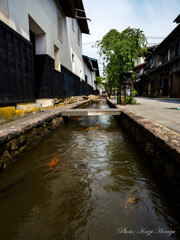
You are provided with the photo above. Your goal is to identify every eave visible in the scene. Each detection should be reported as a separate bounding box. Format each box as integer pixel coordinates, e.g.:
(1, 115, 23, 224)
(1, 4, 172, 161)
(134, 62, 146, 70)
(73, 0, 90, 34)
(83, 56, 100, 76)
(83, 55, 94, 72)
(59, 0, 89, 34)
(59, 0, 76, 18)
(174, 14, 180, 24)
(89, 57, 100, 76)
(149, 55, 180, 74)
(155, 24, 180, 54)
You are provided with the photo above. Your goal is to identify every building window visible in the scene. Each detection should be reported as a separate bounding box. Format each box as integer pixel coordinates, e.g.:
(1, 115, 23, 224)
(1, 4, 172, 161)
(72, 18, 75, 32)
(152, 56, 155, 67)
(78, 28, 80, 46)
(54, 45, 60, 71)
(72, 53, 75, 73)
(85, 75, 87, 83)
(168, 48, 170, 61)
(58, 11, 63, 42)
(177, 42, 180, 55)
(161, 74, 165, 88)
(163, 51, 168, 63)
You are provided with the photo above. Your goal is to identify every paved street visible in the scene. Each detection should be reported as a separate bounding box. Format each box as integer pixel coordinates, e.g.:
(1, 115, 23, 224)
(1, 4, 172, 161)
(116, 97, 180, 134)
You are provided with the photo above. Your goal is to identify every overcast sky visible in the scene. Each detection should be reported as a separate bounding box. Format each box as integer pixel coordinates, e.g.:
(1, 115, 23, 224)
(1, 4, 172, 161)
(82, 0, 180, 73)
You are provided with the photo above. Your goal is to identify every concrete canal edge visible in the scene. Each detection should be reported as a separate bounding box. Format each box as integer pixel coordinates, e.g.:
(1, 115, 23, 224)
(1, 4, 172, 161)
(107, 98, 180, 198)
(0, 99, 93, 170)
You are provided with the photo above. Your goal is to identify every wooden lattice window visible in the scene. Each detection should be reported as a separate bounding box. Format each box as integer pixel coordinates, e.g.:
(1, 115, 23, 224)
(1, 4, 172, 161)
(78, 28, 80, 46)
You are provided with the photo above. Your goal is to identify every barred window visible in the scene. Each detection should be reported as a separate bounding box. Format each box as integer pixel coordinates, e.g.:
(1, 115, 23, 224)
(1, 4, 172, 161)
(78, 28, 80, 46)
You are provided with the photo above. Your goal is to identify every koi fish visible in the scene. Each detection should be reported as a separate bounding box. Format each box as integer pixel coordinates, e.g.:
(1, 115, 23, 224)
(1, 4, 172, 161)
(82, 126, 100, 131)
(49, 153, 58, 168)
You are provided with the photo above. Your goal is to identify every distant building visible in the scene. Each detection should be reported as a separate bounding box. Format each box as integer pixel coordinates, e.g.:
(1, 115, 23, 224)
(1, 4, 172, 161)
(83, 55, 100, 92)
(134, 45, 158, 96)
(0, 0, 97, 104)
(150, 16, 180, 98)
(135, 14, 180, 98)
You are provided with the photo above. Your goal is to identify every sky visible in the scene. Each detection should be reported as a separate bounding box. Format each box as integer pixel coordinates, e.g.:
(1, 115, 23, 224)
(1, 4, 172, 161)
(82, 0, 180, 74)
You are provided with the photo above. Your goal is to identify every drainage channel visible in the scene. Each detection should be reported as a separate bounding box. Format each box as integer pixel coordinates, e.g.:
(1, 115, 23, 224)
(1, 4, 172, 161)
(0, 101, 179, 240)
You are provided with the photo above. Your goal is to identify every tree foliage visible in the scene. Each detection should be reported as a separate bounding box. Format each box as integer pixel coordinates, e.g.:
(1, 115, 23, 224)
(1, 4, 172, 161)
(96, 76, 103, 88)
(95, 27, 147, 89)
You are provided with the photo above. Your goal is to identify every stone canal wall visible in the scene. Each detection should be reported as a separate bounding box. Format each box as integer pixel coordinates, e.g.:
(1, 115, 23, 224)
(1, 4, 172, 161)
(0, 99, 93, 170)
(0, 96, 95, 125)
(107, 98, 180, 197)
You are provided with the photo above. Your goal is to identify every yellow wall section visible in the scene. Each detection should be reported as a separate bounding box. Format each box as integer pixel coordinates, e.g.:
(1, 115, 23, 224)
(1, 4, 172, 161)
(0, 96, 96, 125)
(15, 107, 41, 116)
(0, 106, 42, 124)
(0, 107, 16, 123)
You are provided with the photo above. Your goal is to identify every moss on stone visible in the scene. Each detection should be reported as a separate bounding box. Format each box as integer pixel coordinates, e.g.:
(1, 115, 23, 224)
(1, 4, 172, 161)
(11, 139, 18, 151)
(13, 150, 20, 157)
(18, 135, 26, 145)
(19, 145, 26, 153)
(0, 107, 16, 124)
(2, 150, 11, 160)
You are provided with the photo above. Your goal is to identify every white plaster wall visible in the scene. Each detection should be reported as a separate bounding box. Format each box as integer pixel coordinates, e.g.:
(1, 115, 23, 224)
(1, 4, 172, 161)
(83, 61, 98, 89)
(92, 72, 96, 89)
(1, 0, 83, 76)
(67, 17, 84, 79)
(83, 60, 93, 86)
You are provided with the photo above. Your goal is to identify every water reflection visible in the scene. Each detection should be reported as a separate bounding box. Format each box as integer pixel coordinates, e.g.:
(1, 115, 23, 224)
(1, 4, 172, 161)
(0, 101, 179, 240)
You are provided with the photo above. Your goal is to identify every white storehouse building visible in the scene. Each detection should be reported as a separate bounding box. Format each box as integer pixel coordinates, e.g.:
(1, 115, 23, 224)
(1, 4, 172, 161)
(83, 55, 99, 90)
(0, 0, 98, 104)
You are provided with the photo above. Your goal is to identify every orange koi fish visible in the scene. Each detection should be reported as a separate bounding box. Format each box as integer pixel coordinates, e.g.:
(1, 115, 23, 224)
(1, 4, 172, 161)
(49, 153, 58, 168)
(82, 126, 100, 131)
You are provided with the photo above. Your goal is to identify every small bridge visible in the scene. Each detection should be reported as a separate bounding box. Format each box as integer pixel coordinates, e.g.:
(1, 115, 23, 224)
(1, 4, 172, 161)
(61, 109, 121, 117)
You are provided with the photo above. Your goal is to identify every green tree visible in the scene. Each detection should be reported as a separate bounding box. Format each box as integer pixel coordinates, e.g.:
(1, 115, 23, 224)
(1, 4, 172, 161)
(96, 76, 103, 88)
(95, 27, 147, 89)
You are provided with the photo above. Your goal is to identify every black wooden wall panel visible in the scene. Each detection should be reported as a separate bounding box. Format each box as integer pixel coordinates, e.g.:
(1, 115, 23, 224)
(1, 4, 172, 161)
(61, 65, 95, 97)
(0, 20, 35, 104)
(35, 55, 65, 98)
(61, 66, 75, 97)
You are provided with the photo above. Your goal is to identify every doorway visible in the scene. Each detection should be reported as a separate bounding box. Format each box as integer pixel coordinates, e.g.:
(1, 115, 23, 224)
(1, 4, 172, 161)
(29, 15, 46, 98)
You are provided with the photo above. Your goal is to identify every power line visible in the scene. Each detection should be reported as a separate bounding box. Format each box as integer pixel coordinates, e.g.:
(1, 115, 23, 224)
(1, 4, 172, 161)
(146, 36, 165, 39)
(83, 41, 97, 46)
(83, 36, 165, 46)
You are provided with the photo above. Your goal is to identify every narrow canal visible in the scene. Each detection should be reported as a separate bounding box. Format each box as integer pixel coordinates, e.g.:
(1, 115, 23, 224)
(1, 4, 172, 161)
(0, 101, 179, 240)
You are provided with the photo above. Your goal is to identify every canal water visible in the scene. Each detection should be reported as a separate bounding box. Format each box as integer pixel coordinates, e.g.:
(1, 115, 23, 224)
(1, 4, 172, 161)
(0, 101, 180, 240)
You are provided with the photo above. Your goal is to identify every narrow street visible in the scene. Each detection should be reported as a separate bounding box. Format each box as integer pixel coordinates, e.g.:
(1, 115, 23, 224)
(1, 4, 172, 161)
(116, 97, 180, 134)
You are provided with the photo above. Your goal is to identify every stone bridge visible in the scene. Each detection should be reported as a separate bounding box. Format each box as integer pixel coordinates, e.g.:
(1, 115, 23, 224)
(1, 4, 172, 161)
(61, 109, 121, 116)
